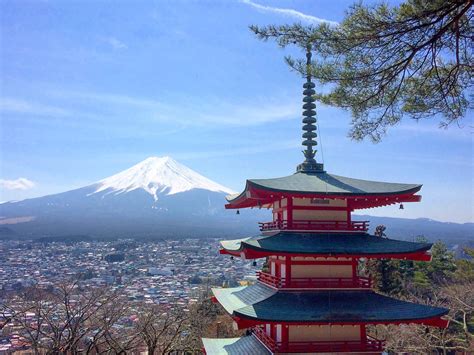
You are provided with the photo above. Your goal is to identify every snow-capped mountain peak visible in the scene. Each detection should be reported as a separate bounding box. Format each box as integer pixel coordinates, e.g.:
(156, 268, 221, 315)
(92, 156, 234, 200)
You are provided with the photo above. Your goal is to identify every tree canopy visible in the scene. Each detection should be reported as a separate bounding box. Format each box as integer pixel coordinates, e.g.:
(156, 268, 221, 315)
(251, 0, 473, 141)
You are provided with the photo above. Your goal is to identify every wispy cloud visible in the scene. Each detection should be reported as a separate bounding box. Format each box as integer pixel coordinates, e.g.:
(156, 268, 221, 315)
(4, 88, 332, 131)
(392, 120, 474, 142)
(0, 98, 71, 117)
(195, 99, 299, 126)
(0, 178, 36, 190)
(100, 139, 302, 164)
(241, 0, 338, 25)
(51, 90, 163, 110)
(48, 89, 302, 127)
(0, 97, 113, 128)
(100, 36, 128, 50)
(172, 139, 301, 160)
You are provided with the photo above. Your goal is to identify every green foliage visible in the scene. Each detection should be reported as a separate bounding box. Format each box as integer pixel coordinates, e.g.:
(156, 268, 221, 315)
(251, 0, 473, 141)
(453, 247, 474, 282)
(412, 270, 430, 288)
(367, 258, 405, 295)
(414, 242, 457, 285)
(363, 237, 474, 351)
(364, 238, 463, 297)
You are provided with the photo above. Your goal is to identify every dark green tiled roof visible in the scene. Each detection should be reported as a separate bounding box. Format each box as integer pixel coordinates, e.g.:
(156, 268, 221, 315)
(213, 283, 276, 315)
(226, 171, 421, 201)
(220, 232, 432, 256)
(213, 284, 448, 323)
(202, 336, 270, 355)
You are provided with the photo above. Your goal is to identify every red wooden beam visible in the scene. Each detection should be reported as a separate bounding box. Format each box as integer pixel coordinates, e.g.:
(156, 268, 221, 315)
(291, 206, 349, 211)
(232, 316, 449, 330)
(220, 247, 431, 262)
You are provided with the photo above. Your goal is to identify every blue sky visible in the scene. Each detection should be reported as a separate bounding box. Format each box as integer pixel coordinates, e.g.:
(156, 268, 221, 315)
(1, 0, 472, 223)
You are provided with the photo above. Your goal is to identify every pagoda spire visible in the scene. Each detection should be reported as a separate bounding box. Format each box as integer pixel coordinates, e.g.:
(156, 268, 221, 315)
(296, 44, 324, 173)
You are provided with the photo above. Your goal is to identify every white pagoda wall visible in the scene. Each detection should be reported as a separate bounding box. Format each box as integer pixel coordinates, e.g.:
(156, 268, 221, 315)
(291, 264, 353, 278)
(292, 198, 347, 207)
(272, 197, 349, 222)
(292, 209, 347, 221)
(288, 325, 361, 341)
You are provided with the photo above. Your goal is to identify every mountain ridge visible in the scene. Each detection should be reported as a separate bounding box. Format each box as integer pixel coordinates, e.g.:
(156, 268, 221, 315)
(0, 157, 472, 247)
(0, 157, 260, 238)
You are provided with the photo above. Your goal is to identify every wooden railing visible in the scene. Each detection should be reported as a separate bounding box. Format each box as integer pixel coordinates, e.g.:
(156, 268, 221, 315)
(276, 338, 384, 353)
(258, 220, 369, 232)
(252, 326, 276, 351)
(252, 327, 384, 353)
(257, 271, 372, 289)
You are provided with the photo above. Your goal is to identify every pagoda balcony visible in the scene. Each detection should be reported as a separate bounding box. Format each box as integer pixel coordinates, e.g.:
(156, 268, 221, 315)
(257, 271, 372, 289)
(258, 220, 369, 232)
(252, 326, 384, 353)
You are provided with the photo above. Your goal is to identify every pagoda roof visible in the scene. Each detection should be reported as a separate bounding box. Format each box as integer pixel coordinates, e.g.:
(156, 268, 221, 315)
(226, 171, 421, 209)
(213, 283, 448, 327)
(202, 336, 271, 355)
(220, 232, 432, 260)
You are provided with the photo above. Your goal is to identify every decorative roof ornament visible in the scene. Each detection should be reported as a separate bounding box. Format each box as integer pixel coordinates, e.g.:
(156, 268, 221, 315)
(296, 44, 324, 173)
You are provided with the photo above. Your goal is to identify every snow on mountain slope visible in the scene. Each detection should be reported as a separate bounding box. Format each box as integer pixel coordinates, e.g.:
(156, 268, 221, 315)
(91, 156, 235, 200)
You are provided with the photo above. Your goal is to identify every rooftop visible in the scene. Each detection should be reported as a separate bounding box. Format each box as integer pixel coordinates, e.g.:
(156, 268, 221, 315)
(226, 171, 422, 209)
(213, 283, 449, 326)
(202, 335, 270, 355)
(220, 232, 432, 260)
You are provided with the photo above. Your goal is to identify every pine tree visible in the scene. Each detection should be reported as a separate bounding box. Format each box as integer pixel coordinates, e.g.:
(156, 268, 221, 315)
(251, 0, 473, 141)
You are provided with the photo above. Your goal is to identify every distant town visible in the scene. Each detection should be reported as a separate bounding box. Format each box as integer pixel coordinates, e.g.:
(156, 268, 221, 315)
(0, 238, 260, 353)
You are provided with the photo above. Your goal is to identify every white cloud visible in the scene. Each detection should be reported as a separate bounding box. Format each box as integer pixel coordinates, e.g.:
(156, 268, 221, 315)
(3, 88, 337, 132)
(0, 98, 71, 117)
(48, 89, 303, 127)
(51, 90, 162, 109)
(101, 36, 128, 50)
(172, 139, 301, 160)
(241, 0, 338, 25)
(0, 178, 36, 190)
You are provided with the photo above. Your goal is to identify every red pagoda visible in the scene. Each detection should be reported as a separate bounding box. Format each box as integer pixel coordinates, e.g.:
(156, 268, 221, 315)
(202, 48, 448, 354)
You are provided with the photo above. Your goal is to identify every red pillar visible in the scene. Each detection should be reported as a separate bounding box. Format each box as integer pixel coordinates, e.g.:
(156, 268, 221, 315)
(286, 256, 292, 287)
(287, 197, 293, 229)
(352, 258, 358, 280)
(360, 324, 367, 340)
(282, 324, 289, 352)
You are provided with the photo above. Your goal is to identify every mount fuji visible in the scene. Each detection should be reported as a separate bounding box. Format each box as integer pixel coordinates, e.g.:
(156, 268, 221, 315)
(1, 157, 471, 245)
(91, 156, 234, 201)
(0, 157, 267, 238)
